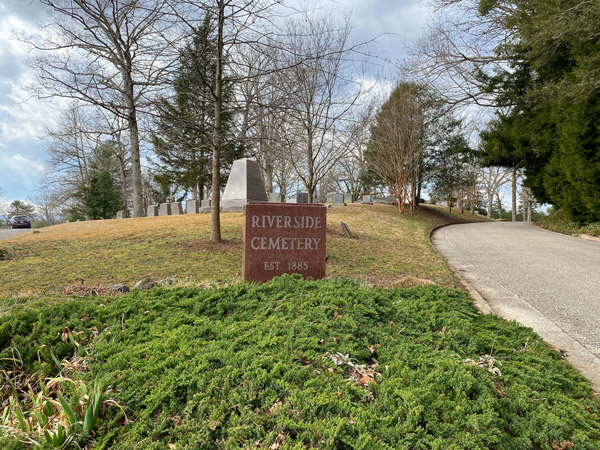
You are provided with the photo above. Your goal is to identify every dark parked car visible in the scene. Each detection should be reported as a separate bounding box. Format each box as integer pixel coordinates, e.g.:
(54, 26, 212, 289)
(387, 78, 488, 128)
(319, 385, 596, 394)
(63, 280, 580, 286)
(8, 216, 31, 229)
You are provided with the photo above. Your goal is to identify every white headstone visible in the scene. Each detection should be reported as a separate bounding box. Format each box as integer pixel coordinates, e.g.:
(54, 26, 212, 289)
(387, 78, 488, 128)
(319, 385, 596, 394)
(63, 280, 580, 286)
(268, 193, 284, 203)
(186, 200, 199, 214)
(221, 158, 268, 210)
(171, 202, 183, 215)
(159, 203, 171, 216)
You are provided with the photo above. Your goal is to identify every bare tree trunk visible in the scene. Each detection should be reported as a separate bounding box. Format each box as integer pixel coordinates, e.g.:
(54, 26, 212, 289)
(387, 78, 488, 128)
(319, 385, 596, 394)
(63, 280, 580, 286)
(511, 169, 517, 222)
(459, 199, 464, 214)
(264, 166, 273, 194)
(122, 71, 143, 217)
(487, 189, 493, 218)
(117, 155, 128, 214)
(448, 194, 452, 213)
(210, 0, 224, 243)
(307, 133, 314, 203)
(128, 115, 143, 217)
(307, 186, 315, 203)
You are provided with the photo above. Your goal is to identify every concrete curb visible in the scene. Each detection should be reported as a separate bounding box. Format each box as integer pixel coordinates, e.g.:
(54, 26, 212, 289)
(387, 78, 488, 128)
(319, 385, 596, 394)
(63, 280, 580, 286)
(428, 222, 494, 315)
(431, 224, 600, 393)
(578, 234, 600, 243)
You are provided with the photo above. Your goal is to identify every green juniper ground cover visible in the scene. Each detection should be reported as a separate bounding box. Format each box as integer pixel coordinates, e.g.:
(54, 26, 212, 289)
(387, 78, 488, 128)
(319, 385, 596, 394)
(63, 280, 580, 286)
(1, 276, 599, 449)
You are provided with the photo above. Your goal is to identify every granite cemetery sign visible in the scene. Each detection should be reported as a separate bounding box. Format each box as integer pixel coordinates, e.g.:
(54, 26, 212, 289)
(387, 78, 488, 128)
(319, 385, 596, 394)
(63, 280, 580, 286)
(243, 202, 327, 283)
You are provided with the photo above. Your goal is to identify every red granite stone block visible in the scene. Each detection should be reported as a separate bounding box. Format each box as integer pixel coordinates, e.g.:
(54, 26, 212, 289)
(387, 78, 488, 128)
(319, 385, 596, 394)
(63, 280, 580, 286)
(243, 202, 327, 283)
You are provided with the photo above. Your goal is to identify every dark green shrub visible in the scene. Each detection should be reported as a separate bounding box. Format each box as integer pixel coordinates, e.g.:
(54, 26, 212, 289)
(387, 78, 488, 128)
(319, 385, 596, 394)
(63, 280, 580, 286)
(1, 276, 598, 449)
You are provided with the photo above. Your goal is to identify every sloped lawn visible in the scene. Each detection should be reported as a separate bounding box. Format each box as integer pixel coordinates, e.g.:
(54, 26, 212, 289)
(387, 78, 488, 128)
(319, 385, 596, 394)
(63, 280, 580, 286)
(0, 204, 491, 299)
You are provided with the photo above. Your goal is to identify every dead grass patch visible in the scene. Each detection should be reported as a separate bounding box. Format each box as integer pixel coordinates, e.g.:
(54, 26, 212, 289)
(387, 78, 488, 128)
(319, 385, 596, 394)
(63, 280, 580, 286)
(0, 205, 490, 299)
(178, 238, 241, 252)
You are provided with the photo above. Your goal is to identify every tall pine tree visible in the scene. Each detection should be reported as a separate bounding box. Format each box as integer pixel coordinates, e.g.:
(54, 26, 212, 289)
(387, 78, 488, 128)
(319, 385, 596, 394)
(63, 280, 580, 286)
(86, 170, 121, 219)
(152, 16, 241, 201)
(480, 0, 600, 223)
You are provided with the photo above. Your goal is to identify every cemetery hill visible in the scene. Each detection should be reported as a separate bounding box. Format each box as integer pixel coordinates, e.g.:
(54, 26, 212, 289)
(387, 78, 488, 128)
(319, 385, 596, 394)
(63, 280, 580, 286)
(1, 203, 600, 449)
(4, 0, 600, 446)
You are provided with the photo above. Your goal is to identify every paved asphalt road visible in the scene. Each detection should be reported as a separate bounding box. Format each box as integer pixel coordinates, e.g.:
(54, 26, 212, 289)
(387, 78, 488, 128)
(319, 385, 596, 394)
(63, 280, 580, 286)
(432, 222, 600, 390)
(0, 229, 31, 240)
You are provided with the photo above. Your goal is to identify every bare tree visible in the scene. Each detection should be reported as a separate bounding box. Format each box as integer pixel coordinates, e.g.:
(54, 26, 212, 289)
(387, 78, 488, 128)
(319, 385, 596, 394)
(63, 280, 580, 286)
(409, 0, 516, 111)
(94, 110, 132, 214)
(511, 168, 517, 222)
(367, 83, 424, 213)
(513, 170, 536, 222)
(44, 103, 96, 210)
(0, 188, 8, 223)
(334, 99, 377, 199)
(27, 0, 174, 217)
(29, 184, 62, 226)
(276, 11, 366, 203)
(520, 185, 535, 223)
(172, 0, 285, 242)
(480, 166, 510, 218)
(461, 161, 482, 215)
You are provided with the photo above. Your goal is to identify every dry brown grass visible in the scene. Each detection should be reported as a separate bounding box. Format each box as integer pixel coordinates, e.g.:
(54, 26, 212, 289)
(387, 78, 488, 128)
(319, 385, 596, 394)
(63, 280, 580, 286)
(0, 204, 490, 299)
(325, 203, 490, 287)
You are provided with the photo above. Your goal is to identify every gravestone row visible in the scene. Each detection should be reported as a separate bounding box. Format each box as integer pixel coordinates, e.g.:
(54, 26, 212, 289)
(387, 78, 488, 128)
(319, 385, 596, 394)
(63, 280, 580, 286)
(143, 157, 385, 218)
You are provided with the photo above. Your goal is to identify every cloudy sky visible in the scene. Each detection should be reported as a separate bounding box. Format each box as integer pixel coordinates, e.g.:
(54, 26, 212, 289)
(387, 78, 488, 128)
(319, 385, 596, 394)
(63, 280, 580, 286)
(0, 0, 432, 202)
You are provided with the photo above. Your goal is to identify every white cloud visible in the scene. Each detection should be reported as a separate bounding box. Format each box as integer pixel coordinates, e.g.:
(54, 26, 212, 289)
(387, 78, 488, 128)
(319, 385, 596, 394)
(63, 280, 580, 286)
(0, 149, 45, 198)
(329, 0, 432, 56)
(0, 0, 434, 201)
(0, 1, 57, 200)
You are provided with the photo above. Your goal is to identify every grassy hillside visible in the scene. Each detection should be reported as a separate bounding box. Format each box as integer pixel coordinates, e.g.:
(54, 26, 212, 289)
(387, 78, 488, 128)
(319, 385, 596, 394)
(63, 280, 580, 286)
(1, 206, 599, 449)
(1, 277, 598, 449)
(538, 209, 600, 238)
(0, 204, 490, 300)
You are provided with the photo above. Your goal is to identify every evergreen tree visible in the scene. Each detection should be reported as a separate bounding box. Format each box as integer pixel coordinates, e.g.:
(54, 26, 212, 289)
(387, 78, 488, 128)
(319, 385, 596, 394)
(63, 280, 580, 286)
(479, 0, 600, 223)
(86, 170, 121, 219)
(8, 201, 36, 218)
(429, 128, 476, 214)
(152, 16, 241, 200)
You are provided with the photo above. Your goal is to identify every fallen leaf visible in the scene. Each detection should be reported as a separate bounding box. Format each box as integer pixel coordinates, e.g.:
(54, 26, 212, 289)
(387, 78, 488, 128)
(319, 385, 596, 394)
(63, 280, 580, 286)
(551, 442, 574, 450)
(269, 398, 282, 413)
(270, 433, 285, 449)
(295, 354, 311, 365)
(359, 374, 374, 386)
